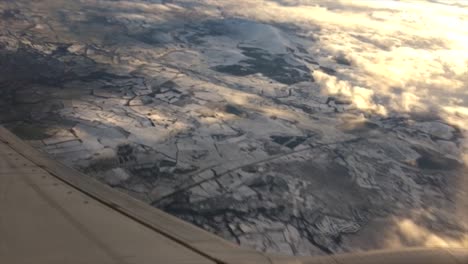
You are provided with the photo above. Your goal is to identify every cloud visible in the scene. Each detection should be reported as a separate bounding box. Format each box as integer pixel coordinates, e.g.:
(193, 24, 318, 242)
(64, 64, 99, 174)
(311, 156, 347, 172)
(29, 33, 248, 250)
(386, 218, 468, 248)
(181, 0, 467, 126)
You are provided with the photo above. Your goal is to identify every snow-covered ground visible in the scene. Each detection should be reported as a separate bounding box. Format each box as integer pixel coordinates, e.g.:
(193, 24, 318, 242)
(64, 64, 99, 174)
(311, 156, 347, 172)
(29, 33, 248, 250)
(1, 0, 467, 255)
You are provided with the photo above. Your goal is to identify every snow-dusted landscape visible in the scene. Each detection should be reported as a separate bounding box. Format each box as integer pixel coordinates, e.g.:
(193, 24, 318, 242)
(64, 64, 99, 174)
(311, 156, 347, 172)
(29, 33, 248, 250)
(1, 0, 467, 255)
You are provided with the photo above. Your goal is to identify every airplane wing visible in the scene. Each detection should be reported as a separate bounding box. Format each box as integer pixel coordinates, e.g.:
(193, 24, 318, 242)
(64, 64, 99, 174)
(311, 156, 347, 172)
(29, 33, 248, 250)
(0, 126, 466, 264)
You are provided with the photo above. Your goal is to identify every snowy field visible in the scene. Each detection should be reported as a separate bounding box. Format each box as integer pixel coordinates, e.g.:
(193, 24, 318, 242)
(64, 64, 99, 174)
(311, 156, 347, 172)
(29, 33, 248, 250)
(1, 0, 467, 255)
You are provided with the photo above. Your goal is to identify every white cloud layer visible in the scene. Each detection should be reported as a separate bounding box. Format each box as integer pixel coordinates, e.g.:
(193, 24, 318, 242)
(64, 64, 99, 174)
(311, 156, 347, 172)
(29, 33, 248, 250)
(179, 0, 468, 127)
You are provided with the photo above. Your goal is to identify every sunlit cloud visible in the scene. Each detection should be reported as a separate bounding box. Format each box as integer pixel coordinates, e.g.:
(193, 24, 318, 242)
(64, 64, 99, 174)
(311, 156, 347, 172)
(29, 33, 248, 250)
(384, 218, 468, 248)
(184, 0, 468, 124)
